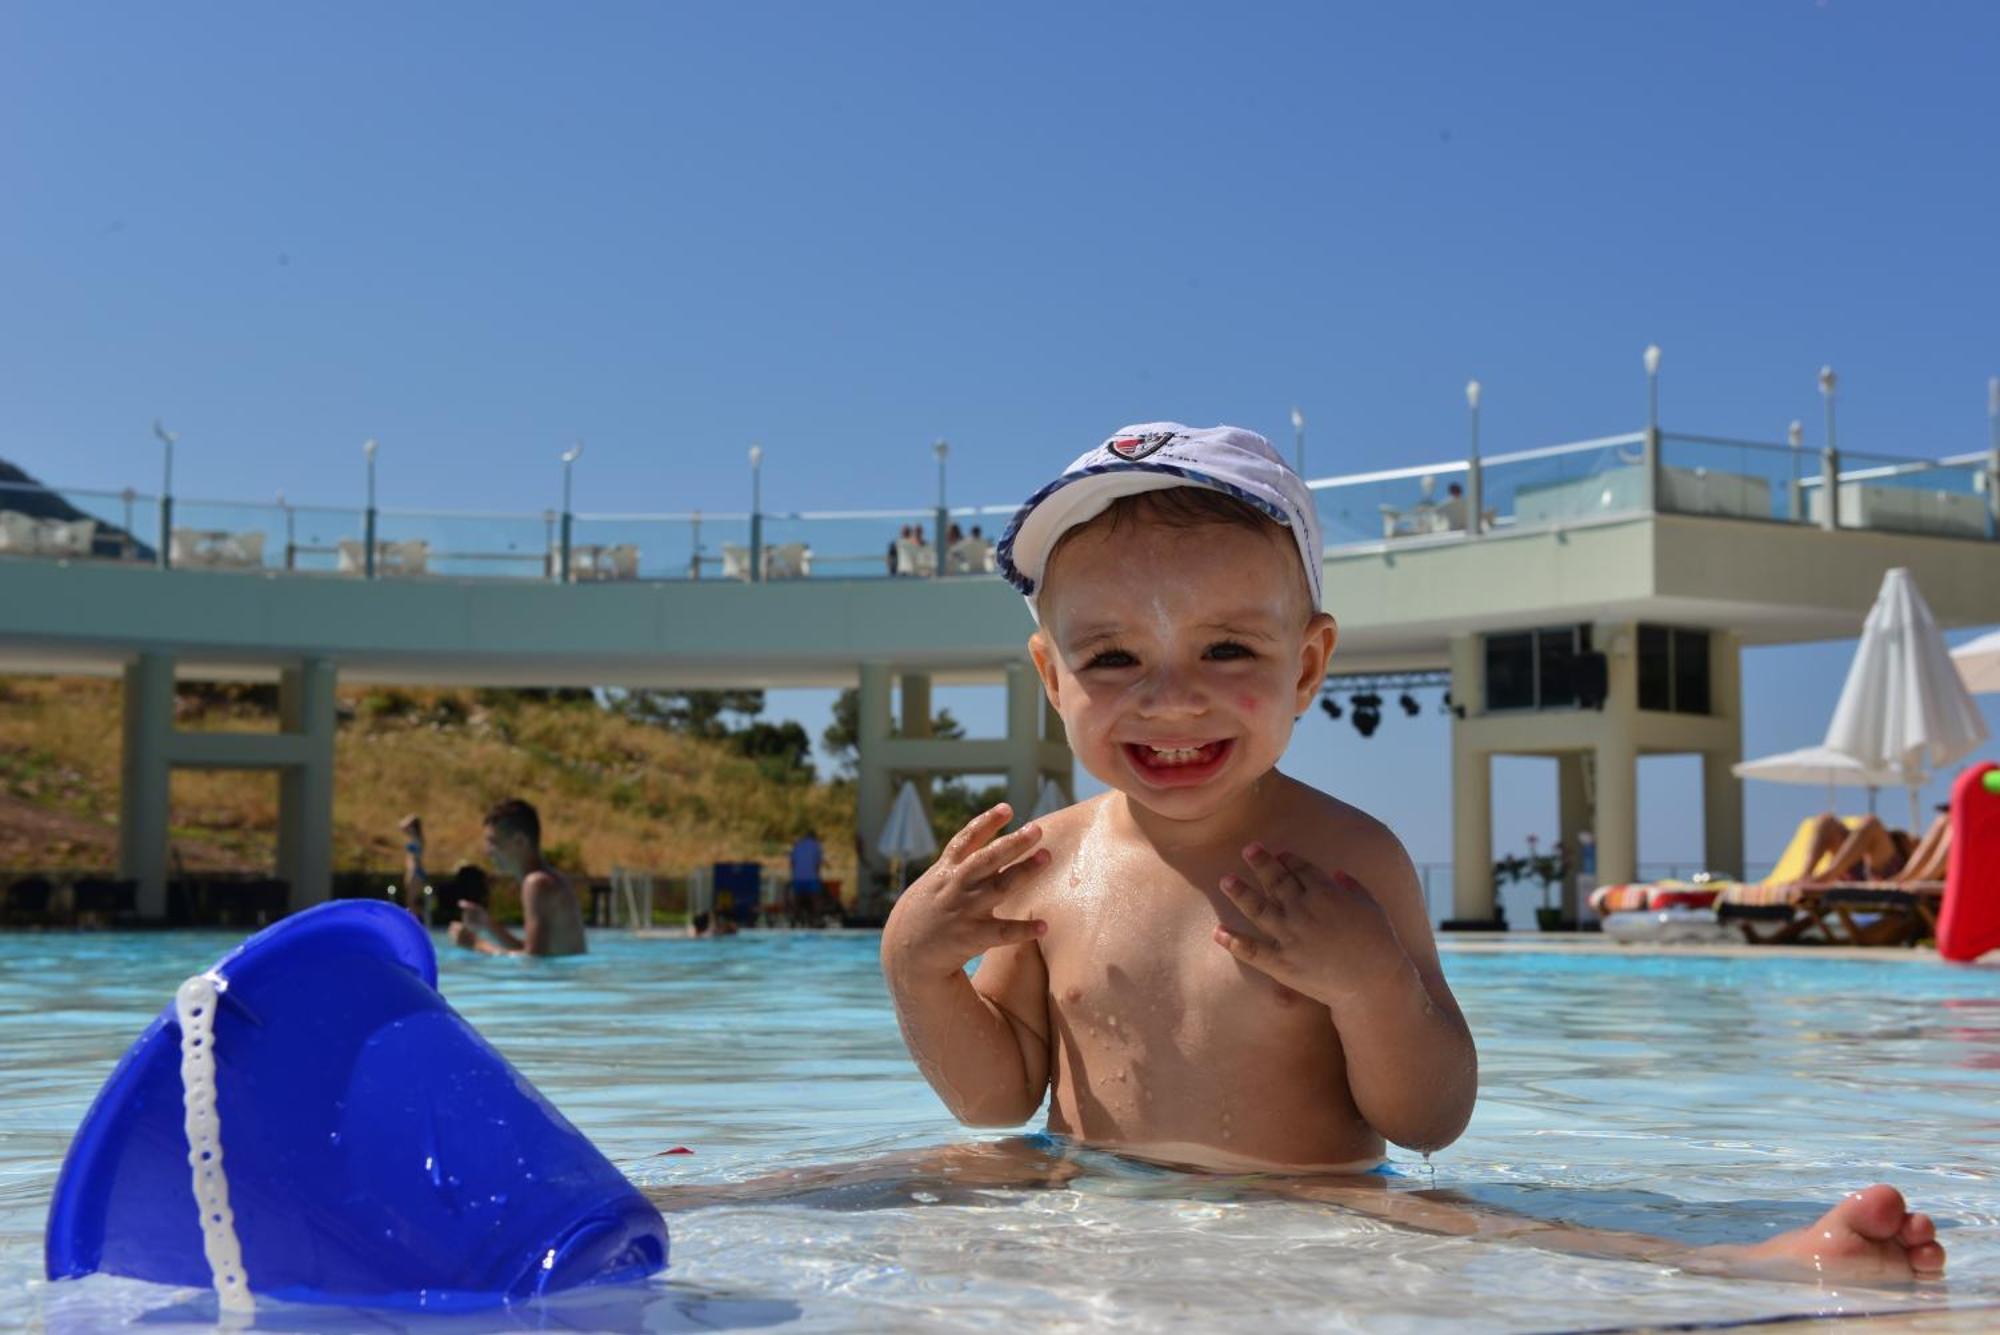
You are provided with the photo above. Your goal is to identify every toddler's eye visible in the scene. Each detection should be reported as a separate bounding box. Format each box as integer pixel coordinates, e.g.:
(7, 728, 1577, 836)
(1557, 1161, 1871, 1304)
(1084, 649, 1136, 670)
(1205, 641, 1255, 661)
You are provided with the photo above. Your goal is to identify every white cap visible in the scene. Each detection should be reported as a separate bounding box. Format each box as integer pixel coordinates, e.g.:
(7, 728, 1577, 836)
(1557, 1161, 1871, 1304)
(997, 422, 1324, 620)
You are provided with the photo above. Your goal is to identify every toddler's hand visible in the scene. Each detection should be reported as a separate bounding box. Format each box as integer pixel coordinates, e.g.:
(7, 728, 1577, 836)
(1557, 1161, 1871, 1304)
(883, 803, 1049, 982)
(1213, 845, 1403, 1005)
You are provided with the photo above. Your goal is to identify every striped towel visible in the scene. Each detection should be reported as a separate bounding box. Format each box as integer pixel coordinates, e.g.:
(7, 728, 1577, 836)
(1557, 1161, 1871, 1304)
(1589, 882, 1720, 914)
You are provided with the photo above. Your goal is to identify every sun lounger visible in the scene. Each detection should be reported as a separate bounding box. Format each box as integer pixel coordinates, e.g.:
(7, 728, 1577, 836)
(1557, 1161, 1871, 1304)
(1593, 816, 1866, 943)
(1716, 814, 1950, 946)
(1804, 883, 1944, 947)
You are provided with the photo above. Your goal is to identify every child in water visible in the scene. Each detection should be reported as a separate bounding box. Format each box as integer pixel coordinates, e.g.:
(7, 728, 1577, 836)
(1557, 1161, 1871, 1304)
(874, 422, 1946, 1284)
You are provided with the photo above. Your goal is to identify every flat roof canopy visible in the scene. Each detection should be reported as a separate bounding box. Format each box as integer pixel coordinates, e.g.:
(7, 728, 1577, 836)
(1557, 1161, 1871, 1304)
(3, 512, 1996, 687)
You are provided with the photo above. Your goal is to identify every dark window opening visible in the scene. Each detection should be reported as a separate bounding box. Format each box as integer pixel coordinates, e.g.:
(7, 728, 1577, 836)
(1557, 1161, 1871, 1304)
(1485, 632, 1535, 712)
(1638, 623, 1711, 716)
(1484, 625, 1593, 713)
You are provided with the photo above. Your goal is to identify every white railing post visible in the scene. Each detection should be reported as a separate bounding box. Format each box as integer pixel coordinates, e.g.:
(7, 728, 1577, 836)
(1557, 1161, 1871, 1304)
(1464, 380, 1484, 537)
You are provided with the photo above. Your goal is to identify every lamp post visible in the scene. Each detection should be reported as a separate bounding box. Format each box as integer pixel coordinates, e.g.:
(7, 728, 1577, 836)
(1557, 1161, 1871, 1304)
(1290, 406, 1306, 476)
(277, 488, 296, 570)
(1464, 380, 1483, 537)
(1987, 376, 1999, 539)
(152, 420, 176, 569)
(558, 441, 583, 582)
(933, 438, 950, 575)
(1643, 345, 1663, 513)
(1818, 366, 1839, 531)
(362, 438, 379, 579)
(747, 443, 764, 583)
(1786, 419, 1805, 522)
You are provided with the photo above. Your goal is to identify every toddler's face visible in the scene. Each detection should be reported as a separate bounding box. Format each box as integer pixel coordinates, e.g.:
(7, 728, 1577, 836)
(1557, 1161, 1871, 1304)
(1030, 515, 1335, 822)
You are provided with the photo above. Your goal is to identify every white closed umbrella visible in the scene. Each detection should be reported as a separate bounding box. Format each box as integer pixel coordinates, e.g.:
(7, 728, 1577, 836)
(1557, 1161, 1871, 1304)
(1823, 568, 1989, 828)
(1030, 775, 1070, 821)
(1732, 744, 1908, 812)
(1950, 628, 2000, 694)
(877, 781, 937, 895)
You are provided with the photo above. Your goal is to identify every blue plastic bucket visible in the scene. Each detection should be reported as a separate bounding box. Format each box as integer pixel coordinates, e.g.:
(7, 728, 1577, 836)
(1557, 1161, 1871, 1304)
(45, 900, 667, 1310)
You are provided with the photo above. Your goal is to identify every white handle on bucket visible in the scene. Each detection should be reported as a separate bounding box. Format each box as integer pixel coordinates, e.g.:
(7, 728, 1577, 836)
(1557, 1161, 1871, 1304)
(175, 973, 254, 1318)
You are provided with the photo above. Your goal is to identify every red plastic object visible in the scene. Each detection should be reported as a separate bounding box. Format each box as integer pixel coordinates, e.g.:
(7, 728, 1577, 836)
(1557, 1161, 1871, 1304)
(1650, 889, 1720, 911)
(1938, 762, 2000, 963)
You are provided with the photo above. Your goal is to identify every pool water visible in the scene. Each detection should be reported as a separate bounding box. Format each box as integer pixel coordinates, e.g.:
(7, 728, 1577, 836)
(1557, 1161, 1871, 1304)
(2, 930, 1997, 1332)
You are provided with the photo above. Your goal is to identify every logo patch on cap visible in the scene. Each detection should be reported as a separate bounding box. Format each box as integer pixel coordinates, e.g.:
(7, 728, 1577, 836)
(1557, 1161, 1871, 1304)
(1104, 431, 1177, 462)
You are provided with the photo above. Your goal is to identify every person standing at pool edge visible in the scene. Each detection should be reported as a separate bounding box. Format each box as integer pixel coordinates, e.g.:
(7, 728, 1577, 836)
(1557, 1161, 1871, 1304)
(880, 423, 1945, 1284)
(789, 828, 826, 926)
(451, 797, 587, 957)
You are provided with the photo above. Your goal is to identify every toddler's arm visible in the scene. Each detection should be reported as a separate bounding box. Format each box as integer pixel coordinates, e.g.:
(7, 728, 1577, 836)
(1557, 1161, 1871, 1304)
(1215, 825, 1476, 1153)
(881, 805, 1053, 1126)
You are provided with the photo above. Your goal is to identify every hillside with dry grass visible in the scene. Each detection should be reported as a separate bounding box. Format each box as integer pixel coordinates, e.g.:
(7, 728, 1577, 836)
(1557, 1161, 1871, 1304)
(0, 677, 860, 882)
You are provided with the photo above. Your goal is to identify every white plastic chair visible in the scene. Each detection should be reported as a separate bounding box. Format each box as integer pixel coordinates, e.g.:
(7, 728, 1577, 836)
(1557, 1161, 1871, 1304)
(387, 540, 430, 576)
(896, 538, 936, 577)
(767, 542, 811, 579)
(41, 518, 97, 557)
(604, 544, 640, 580)
(721, 544, 753, 581)
(0, 510, 37, 553)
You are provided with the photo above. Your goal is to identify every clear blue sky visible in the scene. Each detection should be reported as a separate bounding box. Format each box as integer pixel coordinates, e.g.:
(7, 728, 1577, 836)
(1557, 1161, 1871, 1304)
(4, 2, 1996, 895)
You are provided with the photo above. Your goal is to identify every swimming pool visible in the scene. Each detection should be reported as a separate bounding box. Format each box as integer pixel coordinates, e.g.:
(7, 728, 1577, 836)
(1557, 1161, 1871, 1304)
(2, 930, 1997, 1332)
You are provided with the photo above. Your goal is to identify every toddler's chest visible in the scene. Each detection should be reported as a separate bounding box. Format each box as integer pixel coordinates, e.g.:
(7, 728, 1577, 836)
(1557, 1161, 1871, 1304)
(1040, 881, 1322, 1048)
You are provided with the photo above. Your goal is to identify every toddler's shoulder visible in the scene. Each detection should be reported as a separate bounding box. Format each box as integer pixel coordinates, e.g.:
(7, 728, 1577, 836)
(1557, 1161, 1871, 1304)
(1277, 778, 1415, 880)
(1028, 791, 1108, 850)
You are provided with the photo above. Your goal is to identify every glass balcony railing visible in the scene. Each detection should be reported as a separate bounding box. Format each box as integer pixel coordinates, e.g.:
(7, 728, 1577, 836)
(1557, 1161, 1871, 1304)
(3, 431, 1994, 584)
(567, 513, 713, 581)
(1802, 451, 1994, 540)
(1479, 433, 1649, 530)
(1311, 462, 1473, 547)
(0, 480, 157, 562)
(168, 499, 305, 571)
(1657, 434, 1814, 523)
(372, 509, 554, 579)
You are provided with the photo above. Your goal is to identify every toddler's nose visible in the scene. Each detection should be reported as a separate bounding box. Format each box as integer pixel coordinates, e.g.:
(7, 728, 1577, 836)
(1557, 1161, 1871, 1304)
(1134, 665, 1209, 717)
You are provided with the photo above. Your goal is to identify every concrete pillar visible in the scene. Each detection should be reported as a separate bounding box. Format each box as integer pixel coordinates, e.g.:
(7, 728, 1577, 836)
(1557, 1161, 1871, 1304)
(1450, 741, 1493, 921)
(118, 652, 175, 920)
(1593, 732, 1639, 888)
(1004, 660, 1041, 824)
(1557, 752, 1589, 918)
(1041, 703, 1074, 798)
(855, 662, 893, 878)
(899, 672, 934, 821)
(1447, 635, 1492, 921)
(275, 658, 337, 907)
(1703, 631, 1745, 878)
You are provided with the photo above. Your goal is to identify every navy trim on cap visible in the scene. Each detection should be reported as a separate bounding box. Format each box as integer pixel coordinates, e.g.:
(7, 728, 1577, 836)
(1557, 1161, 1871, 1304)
(995, 461, 1292, 598)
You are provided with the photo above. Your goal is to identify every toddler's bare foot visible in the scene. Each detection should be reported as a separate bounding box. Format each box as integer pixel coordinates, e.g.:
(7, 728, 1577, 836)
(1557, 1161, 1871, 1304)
(1702, 1184, 1945, 1284)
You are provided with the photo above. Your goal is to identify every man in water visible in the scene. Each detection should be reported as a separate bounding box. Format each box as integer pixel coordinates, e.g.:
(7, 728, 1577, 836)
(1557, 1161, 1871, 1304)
(451, 797, 587, 957)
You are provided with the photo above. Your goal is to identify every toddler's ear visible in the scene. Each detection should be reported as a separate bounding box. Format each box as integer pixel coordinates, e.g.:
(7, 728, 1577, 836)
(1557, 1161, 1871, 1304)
(1028, 630, 1063, 711)
(1293, 612, 1338, 713)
